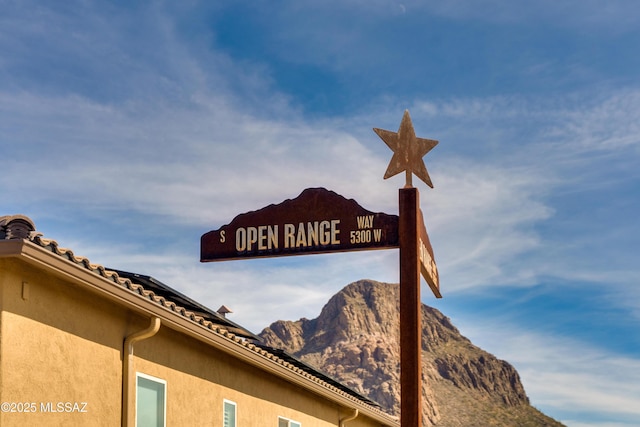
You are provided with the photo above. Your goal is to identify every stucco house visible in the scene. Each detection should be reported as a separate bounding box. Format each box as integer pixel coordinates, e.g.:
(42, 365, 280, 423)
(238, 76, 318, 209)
(0, 214, 398, 427)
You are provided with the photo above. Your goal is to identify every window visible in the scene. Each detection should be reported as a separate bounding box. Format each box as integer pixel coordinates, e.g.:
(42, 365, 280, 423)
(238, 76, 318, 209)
(223, 400, 236, 427)
(136, 373, 166, 427)
(278, 416, 301, 427)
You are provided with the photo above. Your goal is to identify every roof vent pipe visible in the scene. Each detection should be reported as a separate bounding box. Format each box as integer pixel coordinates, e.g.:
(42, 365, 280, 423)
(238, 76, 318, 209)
(217, 305, 232, 318)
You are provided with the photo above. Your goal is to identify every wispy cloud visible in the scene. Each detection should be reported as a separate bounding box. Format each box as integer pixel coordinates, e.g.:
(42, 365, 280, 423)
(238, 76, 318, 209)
(4, 75, 638, 300)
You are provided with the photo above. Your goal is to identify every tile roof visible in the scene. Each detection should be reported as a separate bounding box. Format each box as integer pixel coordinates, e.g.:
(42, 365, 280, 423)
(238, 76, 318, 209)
(110, 269, 259, 339)
(1, 214, 393, 421)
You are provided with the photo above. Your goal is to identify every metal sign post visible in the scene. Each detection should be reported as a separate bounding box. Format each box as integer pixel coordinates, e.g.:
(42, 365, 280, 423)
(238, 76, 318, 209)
(374, 110, 440, 427)
(399, 186, 423, 427)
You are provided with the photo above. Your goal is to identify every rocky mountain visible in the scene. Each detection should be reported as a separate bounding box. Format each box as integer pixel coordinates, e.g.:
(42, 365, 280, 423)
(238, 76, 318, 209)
(259, 280, 564, 427)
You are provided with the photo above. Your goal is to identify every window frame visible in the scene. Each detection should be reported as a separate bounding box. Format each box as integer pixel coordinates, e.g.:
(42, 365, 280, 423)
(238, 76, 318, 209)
(278, 416, 301, 427)
(223, 399, 237, 427)
(135, 372, 167, 427)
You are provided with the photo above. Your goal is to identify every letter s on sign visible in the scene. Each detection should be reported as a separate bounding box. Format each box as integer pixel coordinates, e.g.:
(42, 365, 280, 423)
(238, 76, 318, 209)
(220, 230, 226, 243)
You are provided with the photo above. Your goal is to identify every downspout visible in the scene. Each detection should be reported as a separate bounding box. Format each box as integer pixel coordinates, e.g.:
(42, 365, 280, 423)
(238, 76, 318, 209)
(340, 408, 359, 427)
(122, 317, 161, 427)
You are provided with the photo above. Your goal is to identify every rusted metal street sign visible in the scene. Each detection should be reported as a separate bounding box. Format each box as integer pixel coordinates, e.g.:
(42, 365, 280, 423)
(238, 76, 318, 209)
(417, 208, 441, 298)
(201, 109, 441, 427)
(201, 188, 399, 262)
(375, 109, 441, 297)
(374, 109, 440, 427)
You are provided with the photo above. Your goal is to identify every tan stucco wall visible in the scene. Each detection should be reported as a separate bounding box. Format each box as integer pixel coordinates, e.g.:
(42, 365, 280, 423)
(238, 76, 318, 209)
(0, 256, 389, 427)
(0, 258, 132, 426)
(133, 325, 343, 426)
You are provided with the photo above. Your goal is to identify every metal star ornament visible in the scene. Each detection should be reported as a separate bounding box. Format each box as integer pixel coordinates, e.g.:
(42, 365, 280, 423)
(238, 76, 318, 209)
(374, 110, 439, 188)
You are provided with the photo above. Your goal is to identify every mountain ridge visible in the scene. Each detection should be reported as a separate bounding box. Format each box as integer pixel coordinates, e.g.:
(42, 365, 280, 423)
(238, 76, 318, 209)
(259, 279, 564, 426)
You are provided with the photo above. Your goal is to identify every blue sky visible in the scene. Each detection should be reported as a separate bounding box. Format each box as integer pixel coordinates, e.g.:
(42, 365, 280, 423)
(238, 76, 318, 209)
(2, 1, 639, 425)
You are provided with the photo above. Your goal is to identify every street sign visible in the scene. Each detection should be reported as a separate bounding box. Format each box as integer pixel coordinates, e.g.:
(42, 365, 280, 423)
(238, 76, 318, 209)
(201, 109, 442, 427)
(417, 208, 441, 298)
(201, 188, 399, 262)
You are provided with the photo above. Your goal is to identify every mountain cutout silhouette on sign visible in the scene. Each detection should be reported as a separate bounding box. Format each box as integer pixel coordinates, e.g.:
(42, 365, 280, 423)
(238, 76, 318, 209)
(201, 188, 399, 261)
